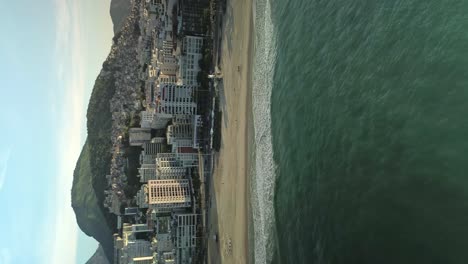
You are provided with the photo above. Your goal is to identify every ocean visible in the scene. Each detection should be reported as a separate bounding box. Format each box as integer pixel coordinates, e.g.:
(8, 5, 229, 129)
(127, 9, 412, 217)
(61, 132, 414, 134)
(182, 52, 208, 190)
(251, 0, 468, 263)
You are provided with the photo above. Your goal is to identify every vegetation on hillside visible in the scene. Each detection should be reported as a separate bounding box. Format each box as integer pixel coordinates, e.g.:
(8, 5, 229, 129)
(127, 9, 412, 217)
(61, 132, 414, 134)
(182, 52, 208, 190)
(72, 70, 118, 262)
(110, 0, 132, 34)
(73, 1, 138, 263)
(86, 72, 118, 232)
(72, 141, 114, 262)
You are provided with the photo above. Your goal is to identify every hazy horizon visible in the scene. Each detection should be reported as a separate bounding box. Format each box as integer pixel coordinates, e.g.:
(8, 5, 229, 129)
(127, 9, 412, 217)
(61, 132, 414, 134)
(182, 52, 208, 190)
(0, 0, 114, 263)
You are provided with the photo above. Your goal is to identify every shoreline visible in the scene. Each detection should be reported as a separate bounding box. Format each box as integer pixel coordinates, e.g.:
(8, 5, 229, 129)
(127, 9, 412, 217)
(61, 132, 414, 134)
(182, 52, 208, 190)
(207, 0, 254, 261)
(246, 11, 255, 264)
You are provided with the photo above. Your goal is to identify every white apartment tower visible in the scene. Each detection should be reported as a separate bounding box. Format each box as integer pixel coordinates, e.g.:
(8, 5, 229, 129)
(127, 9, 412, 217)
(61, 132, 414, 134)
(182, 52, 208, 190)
(166, 124, 193, 145)
(180, 36, 204, 85)
(156, 153, 198, 168)
(173, 213, 198, 264)
(143, 139, 166, 155)
(139, 164, 157, 183)
(174, 214, 197, 248)
(156, 167, 187, 180)
(129, 128, 152, 146)
(157, 84, 197, 115)
(141, 110, 173, 130)
(147, 179, 192, 212)
(159, 74, 177, 84)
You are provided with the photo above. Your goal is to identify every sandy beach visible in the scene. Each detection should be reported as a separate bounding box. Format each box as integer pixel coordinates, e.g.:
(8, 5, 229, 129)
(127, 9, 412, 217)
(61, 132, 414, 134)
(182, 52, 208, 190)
(207, 0, 254, 262)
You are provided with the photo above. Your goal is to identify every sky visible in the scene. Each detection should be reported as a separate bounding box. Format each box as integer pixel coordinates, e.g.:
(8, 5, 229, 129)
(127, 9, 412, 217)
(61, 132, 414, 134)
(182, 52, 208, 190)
(0, 0, 114, 263)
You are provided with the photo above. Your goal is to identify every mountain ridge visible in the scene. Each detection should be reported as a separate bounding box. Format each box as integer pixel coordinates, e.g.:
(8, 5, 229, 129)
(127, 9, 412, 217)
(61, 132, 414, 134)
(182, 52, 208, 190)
(72, 0, 139, 263)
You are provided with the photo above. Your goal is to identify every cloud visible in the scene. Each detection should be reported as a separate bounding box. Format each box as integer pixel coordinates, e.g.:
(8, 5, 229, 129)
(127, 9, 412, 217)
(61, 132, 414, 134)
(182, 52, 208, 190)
(0, 148, 11, 191)
(44, 0, 89, 263)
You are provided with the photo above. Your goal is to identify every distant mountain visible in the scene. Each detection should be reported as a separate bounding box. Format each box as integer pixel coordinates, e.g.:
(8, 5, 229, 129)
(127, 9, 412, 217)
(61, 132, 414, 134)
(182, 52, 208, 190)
(110, 0, 132, 34)
(72, 139, 115, 263)
(72, 0, 142, 263)
(85, 244, 110, 264)
(72, 59, 119, 263)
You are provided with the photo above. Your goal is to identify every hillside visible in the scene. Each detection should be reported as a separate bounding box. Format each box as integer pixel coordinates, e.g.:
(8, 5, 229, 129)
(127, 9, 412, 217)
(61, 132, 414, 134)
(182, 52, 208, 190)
(72, 141, 114, 261)
(72, 0, 142, 263)
(110, 0, 132, 33)
(72, 68, 118, 262)
(85, 245, 110, 264)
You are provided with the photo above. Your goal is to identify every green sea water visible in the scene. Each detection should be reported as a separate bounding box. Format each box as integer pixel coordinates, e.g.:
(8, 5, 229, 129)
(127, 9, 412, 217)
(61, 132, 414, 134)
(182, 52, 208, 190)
(262, 0, 468, 263)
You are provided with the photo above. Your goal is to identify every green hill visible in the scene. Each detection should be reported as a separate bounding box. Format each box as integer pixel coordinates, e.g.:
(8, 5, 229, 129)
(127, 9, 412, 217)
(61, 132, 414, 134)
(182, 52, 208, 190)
(72, 0, 140, 262)
(72, 70, 118, 262)
(72, 140, 113, 260)
(110, 0, 132, 34)
(85, 244, 110, 264)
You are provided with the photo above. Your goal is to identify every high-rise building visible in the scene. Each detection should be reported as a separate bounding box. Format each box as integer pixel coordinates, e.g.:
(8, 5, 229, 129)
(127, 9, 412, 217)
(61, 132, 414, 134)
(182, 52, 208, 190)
(173, 214, 197, 248)
(173, 114, 192, 125)
(153, 216, 176, 263)
(180, 0, 210, 36)
(180, 36, 204, 86)
(125, 240, 152, 260)
(159, 74, 177, 84)
(147, 179, 192, 212)
(117, 223, 154, 263)
(173, 213, 198, 264)
(139, 138, 172, 181)
(143, 138, 166, 154)
(156, 153, 184, 169)
(139, 164, 157, 182)
(156, 84, 197, 115)
(140, 153, 157, 165)
(166, 124, 192, 145)
(183, 36, 204, 54)
(156, 152, 198, 168)
(129, 128, 152, 146)
(176, 153, 199, 167)
(136, 186, 149, 208)
(156, 167, 187, 180)
(158, 58, 178, 76)
(141, 110, 173, 129)
(166, 115, 202, 150)
(149, 0, 164, 15)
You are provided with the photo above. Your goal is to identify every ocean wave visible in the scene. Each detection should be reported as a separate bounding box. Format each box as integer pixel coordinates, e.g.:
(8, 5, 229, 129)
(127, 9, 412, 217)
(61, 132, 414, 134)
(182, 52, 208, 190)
(251, 0, 277, 263)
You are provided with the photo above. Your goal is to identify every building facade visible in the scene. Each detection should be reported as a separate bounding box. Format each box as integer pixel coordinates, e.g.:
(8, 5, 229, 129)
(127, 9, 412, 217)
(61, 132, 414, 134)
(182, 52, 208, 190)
(129, 128, 152, 146)
(167, 124, 193, 145)
(159, 74, 178, 84)
(173, 213, 198, 264)
(136, 186, 149, 208)
(179, 36, 203, 86)
(147, 179, 192, 212)
(143, 139, 166, 155)
(155, 152, 198, 168)
(156, 167, 187, 180)
(141, 110, 173, 130)
(139, 164, 157, 182)
(157, 84, 197, 115)
(180, 0, 210, 36)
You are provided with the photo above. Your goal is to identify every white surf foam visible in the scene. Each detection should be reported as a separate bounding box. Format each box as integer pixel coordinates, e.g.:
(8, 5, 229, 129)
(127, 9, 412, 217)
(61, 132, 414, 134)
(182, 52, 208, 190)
(251, 0, 277, 262)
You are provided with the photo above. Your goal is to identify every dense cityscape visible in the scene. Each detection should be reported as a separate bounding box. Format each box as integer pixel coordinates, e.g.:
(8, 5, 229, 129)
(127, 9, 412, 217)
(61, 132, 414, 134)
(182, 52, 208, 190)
(103, 0, 218, 263)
